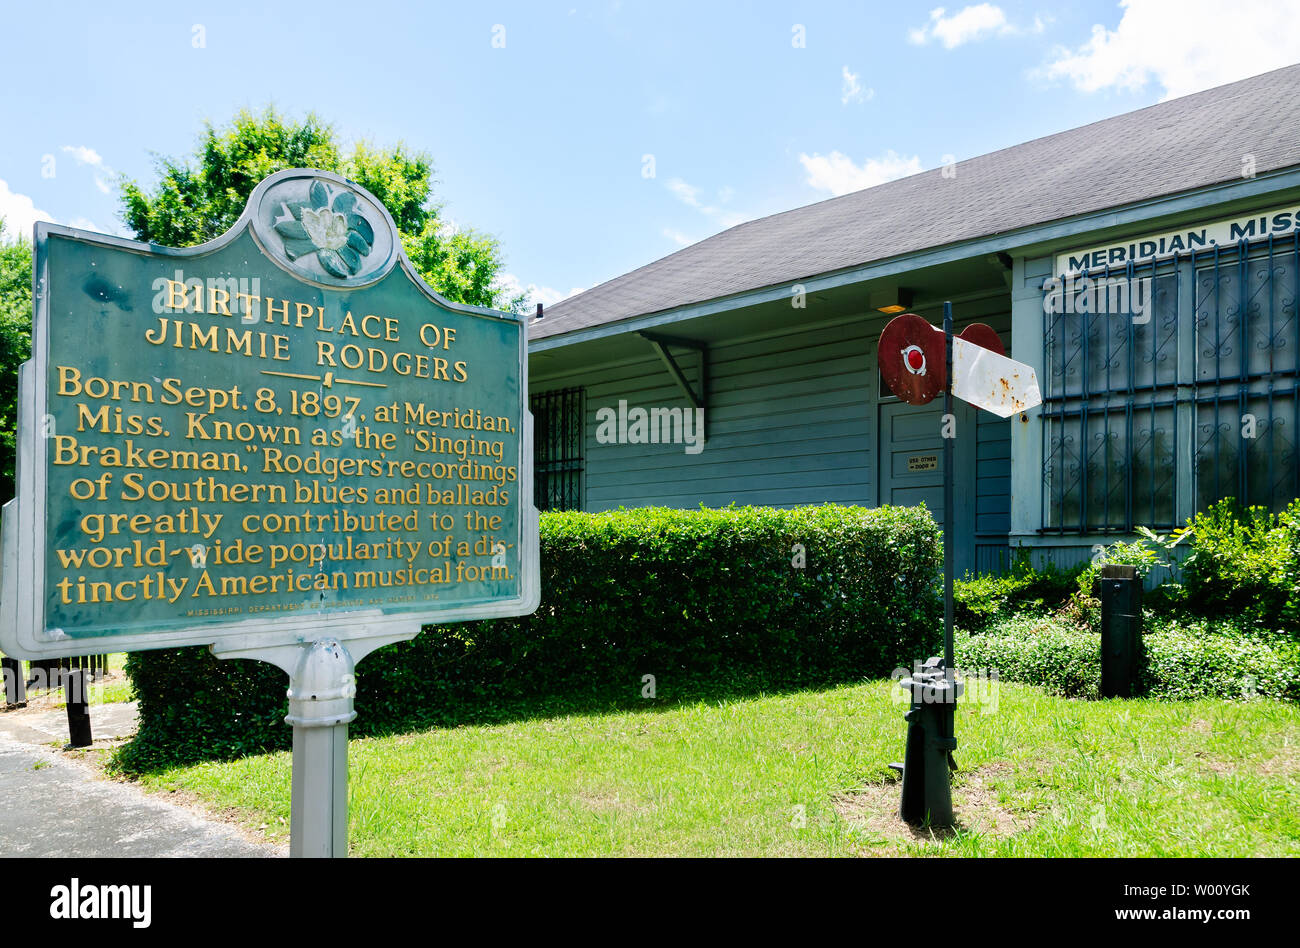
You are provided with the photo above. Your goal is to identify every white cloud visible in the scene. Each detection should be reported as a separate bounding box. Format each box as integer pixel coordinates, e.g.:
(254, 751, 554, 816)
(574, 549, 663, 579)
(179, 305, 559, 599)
(662, 228, 694, 247)
(841, 65, 873, 105)
(494, 272, 585, 308)
(61, 143, 117, 196)
(1039, 0, 1300, 101)
(61, 145, 104, 167)
(798, 150, 924, 196)
(666, 177, 747, 229)
(0, 178, 57, 240)
(909, 4, 1011, 48)
(666, 178, 701, 208)
(0, 179, 110, 241)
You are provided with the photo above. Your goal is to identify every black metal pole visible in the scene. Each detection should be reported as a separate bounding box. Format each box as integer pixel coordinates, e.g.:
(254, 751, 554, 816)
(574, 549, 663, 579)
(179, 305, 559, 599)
(2, 656, 25, 707)
(896, 303, 961, 828)
(943, 301, 954, 671)
(64, 668, 92, 749)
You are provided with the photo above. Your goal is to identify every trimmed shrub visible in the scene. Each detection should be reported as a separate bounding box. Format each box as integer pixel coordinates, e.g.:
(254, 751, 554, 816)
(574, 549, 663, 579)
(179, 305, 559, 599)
(954, 614, 1300, 702)
(955, 616, 1101, 698)
(954, 553, 1082, 633)
(117, 504, 942, 772)
(1137, 618, 1300, 701)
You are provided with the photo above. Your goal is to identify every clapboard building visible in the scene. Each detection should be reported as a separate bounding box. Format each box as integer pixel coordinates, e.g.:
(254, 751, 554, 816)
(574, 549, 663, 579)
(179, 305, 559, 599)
(527, 65, 1300, 575)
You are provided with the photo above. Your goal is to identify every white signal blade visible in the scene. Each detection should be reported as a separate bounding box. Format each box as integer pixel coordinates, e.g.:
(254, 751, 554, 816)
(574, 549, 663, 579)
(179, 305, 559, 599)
(952, 336, 1042, 417)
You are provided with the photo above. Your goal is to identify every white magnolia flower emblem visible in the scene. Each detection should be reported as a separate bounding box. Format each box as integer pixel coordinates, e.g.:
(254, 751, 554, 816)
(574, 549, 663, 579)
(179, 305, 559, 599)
(273, 180, 376, 278)
(300, 206, 350, 251)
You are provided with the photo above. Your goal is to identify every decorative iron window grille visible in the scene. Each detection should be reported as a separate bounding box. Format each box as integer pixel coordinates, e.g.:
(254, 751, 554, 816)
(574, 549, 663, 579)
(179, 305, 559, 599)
(1042, 234, 1300, 534)
(530, 387, 584, 511)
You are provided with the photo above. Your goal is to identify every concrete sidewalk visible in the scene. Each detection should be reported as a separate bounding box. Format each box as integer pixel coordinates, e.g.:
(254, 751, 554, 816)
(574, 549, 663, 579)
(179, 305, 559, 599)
(0, 702, 281, 858)
(0, 700, 139, 746)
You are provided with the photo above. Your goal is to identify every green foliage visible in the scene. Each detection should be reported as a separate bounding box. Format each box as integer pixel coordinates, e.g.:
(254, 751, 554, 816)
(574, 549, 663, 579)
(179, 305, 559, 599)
(116, 504, 943, 772)
(120, 109, 339, 247)
(1075, 531, 1170, 598)
(955, 616, 1101, 698)
(1285, 513, 1300, 628)
(401, 220, 517, 313)
(953, 551, 1082, 633)
(955, 501, 1300, 701)
(118, 107, 526, 312)
(0, 219, 32, 502)
(1138, 617, 1300, 701)
(1177, 499, 1299, 632)
(955, 614, 1300, 702)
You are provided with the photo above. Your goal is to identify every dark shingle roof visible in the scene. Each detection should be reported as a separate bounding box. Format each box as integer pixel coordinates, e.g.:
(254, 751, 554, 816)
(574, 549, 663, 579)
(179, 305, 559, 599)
(534, 64, 1300, 341)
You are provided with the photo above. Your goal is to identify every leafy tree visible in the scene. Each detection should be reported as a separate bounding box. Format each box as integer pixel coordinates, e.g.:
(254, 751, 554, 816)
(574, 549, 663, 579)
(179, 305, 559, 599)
(0, 109, 530, 500)
(120, 107, 525, 312)
(0, 218, 33, 502)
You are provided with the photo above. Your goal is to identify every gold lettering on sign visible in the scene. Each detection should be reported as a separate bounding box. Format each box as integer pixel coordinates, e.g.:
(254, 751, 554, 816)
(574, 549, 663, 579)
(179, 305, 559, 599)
(49, 271, 520, 615)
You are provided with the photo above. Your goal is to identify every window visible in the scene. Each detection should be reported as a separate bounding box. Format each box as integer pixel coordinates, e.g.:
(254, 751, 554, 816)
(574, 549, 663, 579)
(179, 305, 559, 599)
(530, 387, 584, 511)
(1192, 245, 1299, 512)
(1041, 234, 1300, 534)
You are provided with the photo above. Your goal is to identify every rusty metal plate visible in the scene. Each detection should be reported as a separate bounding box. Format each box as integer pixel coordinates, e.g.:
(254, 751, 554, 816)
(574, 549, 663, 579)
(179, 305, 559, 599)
(951, 336, 1043, 418)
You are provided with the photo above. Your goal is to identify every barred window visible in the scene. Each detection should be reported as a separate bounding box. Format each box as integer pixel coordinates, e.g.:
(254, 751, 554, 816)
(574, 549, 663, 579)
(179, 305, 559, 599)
(1193, 244, 1299, 512)
(1042, 234, 1300, 534)
(530, 387, 584, 511)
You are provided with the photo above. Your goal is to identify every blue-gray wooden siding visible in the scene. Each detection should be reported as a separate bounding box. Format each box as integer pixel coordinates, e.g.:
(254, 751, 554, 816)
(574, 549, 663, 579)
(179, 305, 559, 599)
(538, 320, 876, 510)
(530, 305, 1014, 572)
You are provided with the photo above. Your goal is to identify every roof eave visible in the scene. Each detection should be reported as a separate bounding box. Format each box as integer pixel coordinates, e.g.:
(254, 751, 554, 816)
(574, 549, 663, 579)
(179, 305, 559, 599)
(530, 164, 1300, 353)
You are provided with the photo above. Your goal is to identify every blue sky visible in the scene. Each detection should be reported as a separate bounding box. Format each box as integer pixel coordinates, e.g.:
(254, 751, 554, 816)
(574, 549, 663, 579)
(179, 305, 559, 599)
(3, 1, 1299, 305)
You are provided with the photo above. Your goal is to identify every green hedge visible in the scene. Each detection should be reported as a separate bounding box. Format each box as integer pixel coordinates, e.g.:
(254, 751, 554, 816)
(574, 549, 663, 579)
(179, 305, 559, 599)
(953, 554, 1082, 633)
(117, 504, 942, 771)
(954, 617, 1101, 697)
(954, 615, 1300, 702)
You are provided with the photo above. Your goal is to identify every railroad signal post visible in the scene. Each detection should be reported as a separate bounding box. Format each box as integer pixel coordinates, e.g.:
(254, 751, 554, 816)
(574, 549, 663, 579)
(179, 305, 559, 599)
(879, 302, 1042, 827)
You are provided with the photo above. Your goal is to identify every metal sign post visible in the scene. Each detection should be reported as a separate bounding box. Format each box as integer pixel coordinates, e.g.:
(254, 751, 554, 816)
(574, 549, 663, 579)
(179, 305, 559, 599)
(210, 633, 412, 858)
(879, 302, 1042, 827)
(0, 168, 541, 857)
(286, 640, 353, 858)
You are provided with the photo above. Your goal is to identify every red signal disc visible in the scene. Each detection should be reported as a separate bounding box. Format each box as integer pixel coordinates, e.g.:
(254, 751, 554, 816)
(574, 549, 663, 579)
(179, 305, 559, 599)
(958, 322, 1005, 357)
(878, 313, 945, 406)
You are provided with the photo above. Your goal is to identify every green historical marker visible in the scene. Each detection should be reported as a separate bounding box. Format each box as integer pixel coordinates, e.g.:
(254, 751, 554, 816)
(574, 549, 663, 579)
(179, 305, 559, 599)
(0, 169, 540, 856)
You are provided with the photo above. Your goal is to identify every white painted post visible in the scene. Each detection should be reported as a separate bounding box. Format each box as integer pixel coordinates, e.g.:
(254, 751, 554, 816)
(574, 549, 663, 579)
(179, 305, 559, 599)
(285, 639, 356, 858)
(210, 628, 418, 858)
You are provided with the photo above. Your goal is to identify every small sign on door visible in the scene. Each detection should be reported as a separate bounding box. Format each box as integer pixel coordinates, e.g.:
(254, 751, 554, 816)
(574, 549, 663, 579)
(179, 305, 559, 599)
(908, 454, 939, 472)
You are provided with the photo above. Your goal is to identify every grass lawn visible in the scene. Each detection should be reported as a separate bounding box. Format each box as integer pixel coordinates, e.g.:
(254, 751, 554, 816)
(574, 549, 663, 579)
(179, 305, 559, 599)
(129, 679, 1300, 857)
